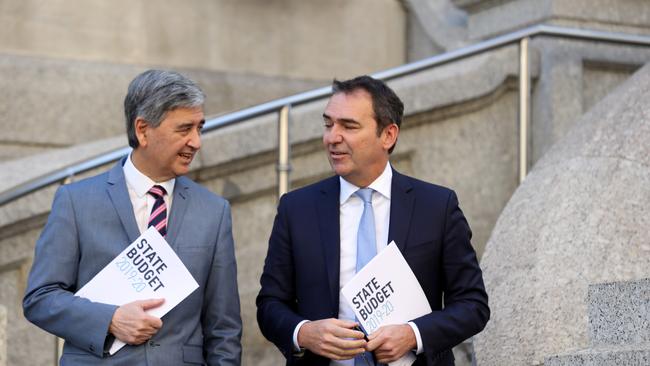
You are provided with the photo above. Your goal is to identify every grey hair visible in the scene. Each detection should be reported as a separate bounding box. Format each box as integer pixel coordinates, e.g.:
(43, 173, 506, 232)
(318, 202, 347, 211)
(124, 69, 205, 148)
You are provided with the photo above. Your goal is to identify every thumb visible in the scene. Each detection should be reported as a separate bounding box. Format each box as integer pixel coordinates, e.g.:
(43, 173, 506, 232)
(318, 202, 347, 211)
(139, 298, 165, 310)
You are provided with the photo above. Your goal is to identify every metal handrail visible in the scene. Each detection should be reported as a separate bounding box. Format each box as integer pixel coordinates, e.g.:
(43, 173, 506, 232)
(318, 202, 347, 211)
(2, 24, 650, 206)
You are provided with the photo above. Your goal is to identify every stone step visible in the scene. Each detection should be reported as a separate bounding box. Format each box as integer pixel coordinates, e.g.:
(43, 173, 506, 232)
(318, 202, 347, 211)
(545, 344, 650, 366)
(588, 278, 650, 346)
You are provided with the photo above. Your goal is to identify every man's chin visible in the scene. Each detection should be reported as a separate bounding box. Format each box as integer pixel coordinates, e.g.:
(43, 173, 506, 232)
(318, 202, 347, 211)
(332, 166, 351, 178)
(172, 165, 191, 177)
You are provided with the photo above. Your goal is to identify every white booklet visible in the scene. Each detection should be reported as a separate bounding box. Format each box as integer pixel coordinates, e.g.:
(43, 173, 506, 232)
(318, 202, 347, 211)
(75, 227, 199, 355)
(341, 241, 432, 366)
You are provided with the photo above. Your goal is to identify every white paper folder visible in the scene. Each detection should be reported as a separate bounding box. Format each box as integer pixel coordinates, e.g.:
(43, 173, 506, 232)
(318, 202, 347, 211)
(341, 241, 432, 366)
(75, 227, 199, 355)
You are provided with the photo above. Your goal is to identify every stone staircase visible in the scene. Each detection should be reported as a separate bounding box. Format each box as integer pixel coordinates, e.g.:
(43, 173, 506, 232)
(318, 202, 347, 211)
(545, 279, 650, 365)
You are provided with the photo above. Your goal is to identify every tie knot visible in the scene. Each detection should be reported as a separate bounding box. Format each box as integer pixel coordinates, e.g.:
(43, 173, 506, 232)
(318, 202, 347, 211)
(355, 188, 373, 204)
(148, 185, 166, 199)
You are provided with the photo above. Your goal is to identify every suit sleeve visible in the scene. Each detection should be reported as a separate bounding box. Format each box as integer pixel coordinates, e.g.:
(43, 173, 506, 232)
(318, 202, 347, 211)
(22, 185, 118, 358)
(256, 195, 306, 360)
(412, 190, 490, 361)
(202, 200, 243, 366)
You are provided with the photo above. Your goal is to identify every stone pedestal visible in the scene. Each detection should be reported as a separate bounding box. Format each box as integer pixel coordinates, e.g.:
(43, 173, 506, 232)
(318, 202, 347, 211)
(473, 63, 650, 365)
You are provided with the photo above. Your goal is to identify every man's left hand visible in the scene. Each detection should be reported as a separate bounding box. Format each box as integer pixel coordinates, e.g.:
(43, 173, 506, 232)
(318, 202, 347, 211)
(366, 324, 416, 363)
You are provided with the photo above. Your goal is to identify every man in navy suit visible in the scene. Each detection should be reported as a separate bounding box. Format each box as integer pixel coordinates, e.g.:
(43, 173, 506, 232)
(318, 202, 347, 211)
(257, 75, 489, 365)
(23, 70, 242, 365)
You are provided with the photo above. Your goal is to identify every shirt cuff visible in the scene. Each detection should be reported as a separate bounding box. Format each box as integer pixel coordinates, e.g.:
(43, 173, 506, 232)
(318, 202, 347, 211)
(293, 320, 310, 351)
(407, 321, 424, 355)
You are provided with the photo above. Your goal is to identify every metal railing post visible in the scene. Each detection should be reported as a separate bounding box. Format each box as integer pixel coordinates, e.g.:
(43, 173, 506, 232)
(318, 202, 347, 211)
(55, 337, 63, 365)
(519, 37, 531, 184)
(277, 105, 291, 199)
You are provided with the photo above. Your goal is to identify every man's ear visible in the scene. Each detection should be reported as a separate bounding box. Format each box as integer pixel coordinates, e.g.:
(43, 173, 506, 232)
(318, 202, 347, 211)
(381, 123, 399, 151)
(134, 117, 149, 147)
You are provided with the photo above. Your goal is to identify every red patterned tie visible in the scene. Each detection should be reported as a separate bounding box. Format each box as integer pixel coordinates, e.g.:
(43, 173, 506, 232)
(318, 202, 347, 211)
(148, 185, 167, 237)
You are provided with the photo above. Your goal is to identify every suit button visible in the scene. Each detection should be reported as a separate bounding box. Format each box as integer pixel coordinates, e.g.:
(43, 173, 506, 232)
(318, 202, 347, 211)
(149, 340, 160, 347)
(89, 345, 95, 352)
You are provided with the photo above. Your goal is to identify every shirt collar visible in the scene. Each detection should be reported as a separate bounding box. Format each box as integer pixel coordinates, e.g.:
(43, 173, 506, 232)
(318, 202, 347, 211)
(339, 162, 392, 205)
(123, 154, 176, 198)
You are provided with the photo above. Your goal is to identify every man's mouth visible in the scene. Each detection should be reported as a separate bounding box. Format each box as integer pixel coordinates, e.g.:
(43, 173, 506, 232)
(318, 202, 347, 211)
(179, 152, 194, 161)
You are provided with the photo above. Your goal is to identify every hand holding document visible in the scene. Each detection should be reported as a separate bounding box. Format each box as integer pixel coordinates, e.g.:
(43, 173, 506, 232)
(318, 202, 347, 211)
(341, 242, 431, 366)
(75, 227, 199, 355)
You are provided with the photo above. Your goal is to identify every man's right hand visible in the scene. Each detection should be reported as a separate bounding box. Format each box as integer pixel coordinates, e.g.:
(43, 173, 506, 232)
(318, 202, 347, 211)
(108, 299, 164, 345)
(297, 318, 367, 360)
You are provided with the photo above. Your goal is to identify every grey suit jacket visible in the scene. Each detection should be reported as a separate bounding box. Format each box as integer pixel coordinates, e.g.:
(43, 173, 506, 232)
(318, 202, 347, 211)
(23, 160, 242, 366)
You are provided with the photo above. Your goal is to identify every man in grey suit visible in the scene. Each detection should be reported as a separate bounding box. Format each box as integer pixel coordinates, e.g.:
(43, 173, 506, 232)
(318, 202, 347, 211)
(23, 69, 242, 365)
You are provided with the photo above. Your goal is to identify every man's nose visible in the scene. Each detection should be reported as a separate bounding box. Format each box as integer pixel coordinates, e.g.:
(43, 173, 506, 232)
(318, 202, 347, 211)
(324, 126, 343, 144)
(188, 128, 202, 150)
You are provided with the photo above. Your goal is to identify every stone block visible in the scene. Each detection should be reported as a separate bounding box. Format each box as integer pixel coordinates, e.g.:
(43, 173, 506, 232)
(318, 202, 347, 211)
(545, 344, 650, 366)
(457, 0, 650, 40)
(0, 0, 405, 80)
(588, 279, 650, 346)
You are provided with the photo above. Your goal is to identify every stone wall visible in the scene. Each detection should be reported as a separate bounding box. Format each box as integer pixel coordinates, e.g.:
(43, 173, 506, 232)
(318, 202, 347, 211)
(453, 0, 650, 40)
(0, 0, 406, 162)
(0, 53, 322, 162)
(0, 0, 405, 80)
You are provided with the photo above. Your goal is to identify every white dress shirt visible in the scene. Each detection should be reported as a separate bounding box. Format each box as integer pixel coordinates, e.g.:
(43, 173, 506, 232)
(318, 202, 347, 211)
(293, 162, 423, 365)
(123, 154, 175, 234)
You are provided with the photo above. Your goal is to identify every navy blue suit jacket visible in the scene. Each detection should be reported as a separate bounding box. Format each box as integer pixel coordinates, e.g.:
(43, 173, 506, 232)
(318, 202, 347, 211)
(256, 170, 489, 365)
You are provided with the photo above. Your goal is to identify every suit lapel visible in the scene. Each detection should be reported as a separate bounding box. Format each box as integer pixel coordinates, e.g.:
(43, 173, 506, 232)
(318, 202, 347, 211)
(388, 170, 414, 253)
(166, 176, 190, 250)
(316, 176, 341, 312)
(106, 160, 140, 244)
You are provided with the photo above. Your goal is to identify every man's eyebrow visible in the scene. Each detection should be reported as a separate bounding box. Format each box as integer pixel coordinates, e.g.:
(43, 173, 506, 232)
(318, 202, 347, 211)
(177, 120, 204, 129)
(322, 113, 359, 125)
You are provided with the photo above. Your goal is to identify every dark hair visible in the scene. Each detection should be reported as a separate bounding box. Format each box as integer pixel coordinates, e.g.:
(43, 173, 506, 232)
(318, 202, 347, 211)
(332, 75, 403, 153)
(124, 69, 205, 148)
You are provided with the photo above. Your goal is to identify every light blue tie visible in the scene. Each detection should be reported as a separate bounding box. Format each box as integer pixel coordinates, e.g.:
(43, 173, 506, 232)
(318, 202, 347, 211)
(355, 188, 376, 366)
(355, 188, 376, 272)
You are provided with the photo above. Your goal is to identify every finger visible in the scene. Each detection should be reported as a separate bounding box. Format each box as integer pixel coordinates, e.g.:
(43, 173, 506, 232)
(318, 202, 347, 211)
(321, 335, 366, 354)
(335, 338, 367, 350)
(145, 316, 163, 329)
(366, 336, 384, 351)
(331, 318, 359, 328)
(331, 326, 366, 339)
(139, 298, 165, 310)
(326, 345, 366, 359)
